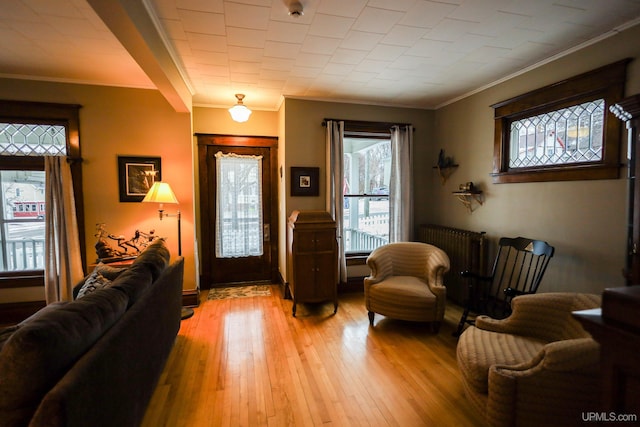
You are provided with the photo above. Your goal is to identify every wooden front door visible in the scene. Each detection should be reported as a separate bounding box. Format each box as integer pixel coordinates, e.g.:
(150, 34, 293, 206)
(197, 135, 278, 288)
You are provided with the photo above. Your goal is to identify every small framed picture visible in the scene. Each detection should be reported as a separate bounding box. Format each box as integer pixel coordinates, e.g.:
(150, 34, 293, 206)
(291, 167, 319, 197)
(118, 156, 161, 202)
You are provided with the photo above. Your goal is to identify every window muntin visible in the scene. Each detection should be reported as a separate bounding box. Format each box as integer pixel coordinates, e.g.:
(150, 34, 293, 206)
(509, 99, 605, 168)
(343, 137, 390, 254)
(492, 59, 628, 184)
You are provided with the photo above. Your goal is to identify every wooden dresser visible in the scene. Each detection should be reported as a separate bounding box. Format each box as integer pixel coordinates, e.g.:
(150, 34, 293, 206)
(287, 210, 338, 316)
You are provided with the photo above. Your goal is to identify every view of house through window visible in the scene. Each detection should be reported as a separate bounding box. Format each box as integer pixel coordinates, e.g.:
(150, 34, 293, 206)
(0, 122, 67, 272)
(343, 136, 391, 253)
(0, 170, 46, 271)
(509, 99, 605, 168)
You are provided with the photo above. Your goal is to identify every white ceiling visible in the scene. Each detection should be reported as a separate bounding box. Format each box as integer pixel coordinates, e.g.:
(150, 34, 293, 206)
(1, 0, 640, 112)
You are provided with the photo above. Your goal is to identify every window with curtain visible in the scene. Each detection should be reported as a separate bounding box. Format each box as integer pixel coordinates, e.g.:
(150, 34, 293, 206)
(0, 101, 82, 289)
(343, 136, 391, 254)
(215, 152, 263, 258)
(327, 120, 412, 258)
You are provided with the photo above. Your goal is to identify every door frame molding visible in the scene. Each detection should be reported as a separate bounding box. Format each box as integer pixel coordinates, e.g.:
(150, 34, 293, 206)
(196, 134, 279, 288)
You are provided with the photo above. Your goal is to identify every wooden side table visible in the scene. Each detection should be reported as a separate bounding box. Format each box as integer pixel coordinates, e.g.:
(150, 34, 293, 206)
(88, 257, 136, 270)
(573, 286, 640, 416)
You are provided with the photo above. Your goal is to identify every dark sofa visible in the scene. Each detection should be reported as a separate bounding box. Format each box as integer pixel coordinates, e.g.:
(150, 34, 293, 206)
(0, 239, 184, 427)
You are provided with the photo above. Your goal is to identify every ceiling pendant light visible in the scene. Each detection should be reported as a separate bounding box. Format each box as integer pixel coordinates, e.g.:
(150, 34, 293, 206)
(228, 94, 252, 123)
(288, 1, 304, 17)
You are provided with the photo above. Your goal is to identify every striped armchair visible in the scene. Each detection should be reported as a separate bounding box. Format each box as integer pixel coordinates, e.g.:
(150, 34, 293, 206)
(364, 242, 450, 332)
(456, 292, 602, 427)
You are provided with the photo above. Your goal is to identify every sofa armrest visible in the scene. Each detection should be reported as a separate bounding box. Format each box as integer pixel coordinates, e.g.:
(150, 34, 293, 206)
(486, 337, 601, 427)
(364, 250, 393, 286)
(540, 338, 600, 371)
(425, 246, 450, 288)
(474, 292, 601, 342)
(425, 248, 448, 316)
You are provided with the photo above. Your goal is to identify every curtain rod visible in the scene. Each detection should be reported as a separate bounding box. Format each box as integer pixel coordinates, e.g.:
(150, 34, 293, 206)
(66, 156, 82, 164)
(322, 118, 415, 130)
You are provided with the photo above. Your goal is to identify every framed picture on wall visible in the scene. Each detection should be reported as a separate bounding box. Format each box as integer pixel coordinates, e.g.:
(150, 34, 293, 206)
(118, 156, 161, 202)
(291, 166, 319, 197)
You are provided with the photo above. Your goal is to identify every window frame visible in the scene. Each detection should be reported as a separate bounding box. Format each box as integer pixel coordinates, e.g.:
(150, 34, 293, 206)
(0, 100, 85, 289)
(491, 59, 630, 184)
(341, 120, 394, 257)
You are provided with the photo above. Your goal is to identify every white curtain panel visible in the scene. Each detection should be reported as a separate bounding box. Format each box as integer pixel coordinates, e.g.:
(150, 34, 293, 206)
(44, 156, 84, 304)
(326, 120, 347, 284)
(214, 151, 263, 258)
(389, 125, 414, 242)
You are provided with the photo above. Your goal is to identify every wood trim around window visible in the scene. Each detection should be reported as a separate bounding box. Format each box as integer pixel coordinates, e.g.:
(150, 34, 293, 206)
(491, 59, 631, 184)
(0, 100, 85, 286)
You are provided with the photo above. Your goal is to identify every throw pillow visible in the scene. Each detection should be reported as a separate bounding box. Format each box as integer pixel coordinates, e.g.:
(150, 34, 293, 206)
(76, 270, 112, 299)
(93, 262, 127, 280)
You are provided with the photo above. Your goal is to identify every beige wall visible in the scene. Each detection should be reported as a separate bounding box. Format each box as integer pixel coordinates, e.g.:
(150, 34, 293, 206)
(426, 23, 640, 294)
(280, 98, 433, 281)
(0, 80, 195, 303)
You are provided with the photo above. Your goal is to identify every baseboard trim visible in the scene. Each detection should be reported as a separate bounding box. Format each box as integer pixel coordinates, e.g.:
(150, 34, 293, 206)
(0, 300, 46, 325)
(340, 276, 365, 294)
(182, 289, 200, 308)
(0, 291, 199, 325)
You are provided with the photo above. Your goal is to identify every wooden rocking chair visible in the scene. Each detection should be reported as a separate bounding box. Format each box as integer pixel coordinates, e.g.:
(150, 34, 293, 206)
(453, 236, 554, 336)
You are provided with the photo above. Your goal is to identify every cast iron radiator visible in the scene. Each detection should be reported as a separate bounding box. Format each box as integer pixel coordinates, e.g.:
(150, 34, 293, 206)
(418, 224, 487, 304)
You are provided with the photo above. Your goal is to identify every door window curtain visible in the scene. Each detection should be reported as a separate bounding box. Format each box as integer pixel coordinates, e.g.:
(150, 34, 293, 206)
(44, 156, 84, 304)
(215, 151, 263, 258)
(326, 120, 347, 284)
(389, 125, 413, 242)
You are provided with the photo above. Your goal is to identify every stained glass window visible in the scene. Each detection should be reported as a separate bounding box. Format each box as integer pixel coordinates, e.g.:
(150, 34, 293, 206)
(509, 99, 604, 168)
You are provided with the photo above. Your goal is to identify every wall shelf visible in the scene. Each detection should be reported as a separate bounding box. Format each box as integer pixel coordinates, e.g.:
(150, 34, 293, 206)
(453, 190, 483, 213)
(433, 164, 459, 184)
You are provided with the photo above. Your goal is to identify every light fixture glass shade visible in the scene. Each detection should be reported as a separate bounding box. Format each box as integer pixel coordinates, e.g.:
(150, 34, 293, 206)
(228, 94, 252, 122)
(143, 182, 178, 204)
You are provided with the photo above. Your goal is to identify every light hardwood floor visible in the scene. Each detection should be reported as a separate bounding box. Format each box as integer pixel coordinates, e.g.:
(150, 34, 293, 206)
(141, 286, 485, 427)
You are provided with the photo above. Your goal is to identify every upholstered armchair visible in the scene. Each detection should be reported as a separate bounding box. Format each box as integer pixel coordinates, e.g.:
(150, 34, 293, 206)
(364, 242, 450, 332)
(456, 292, 602, 427)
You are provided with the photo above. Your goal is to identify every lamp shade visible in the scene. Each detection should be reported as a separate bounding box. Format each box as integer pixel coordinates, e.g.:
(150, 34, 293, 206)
(228, 94, 252, 122)
(143, 182, 178, 204)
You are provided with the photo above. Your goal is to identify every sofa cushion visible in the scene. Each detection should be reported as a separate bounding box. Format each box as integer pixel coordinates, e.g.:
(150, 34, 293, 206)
(94, 262, 128, 280)
(0, 325, 19, 353)
(76, 269, 112, 299)
(0, 302, 71, 353)
(0, 287, 129, 427)
(131, 239, 170, 281)
(109, 263, 153, 307)
(106, 239, 169, 307)
(73, 262, 128, 299)
(457, 326, 546, 394)
(368, 276, 436, 310)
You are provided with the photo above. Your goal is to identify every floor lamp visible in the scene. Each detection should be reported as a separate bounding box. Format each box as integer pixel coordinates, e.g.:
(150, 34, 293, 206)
(142, 182, 193, 320)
